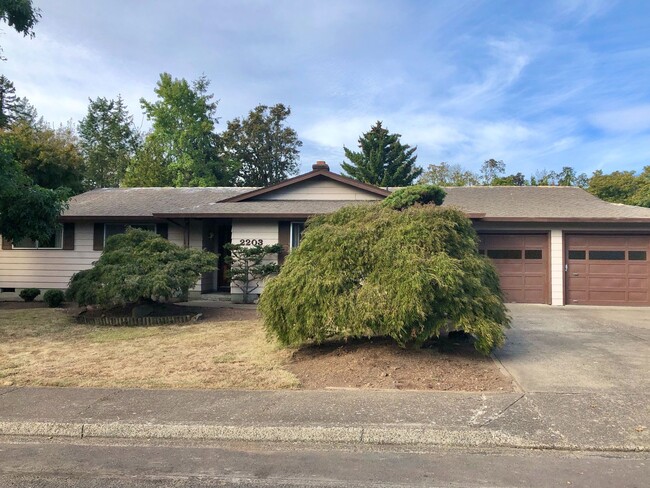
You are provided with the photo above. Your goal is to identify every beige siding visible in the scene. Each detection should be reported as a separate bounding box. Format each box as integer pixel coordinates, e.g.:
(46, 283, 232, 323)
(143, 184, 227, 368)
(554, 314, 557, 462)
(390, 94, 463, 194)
(230, 219, 279, 296)
(255, 179, 383, 201)
(0, 224, 100, 290)
(550, 229, 564, 306)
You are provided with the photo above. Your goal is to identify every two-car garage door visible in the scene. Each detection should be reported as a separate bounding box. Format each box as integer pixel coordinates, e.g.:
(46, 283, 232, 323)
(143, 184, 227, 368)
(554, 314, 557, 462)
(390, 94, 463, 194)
(479, 233, 650, 306)
(565, 235, 650, 305)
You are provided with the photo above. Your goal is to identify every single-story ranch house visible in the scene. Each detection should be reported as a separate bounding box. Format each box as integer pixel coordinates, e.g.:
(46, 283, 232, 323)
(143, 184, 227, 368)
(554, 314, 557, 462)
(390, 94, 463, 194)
(2, 161, 650, 306)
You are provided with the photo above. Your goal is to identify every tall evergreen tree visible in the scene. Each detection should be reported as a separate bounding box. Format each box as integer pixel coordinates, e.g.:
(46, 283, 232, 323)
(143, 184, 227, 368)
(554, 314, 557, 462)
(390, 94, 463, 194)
(78, 95, 140, 188)
(0, 75, 35, 128)
(342, 121, 422, 187)
(221, 103, 302, 186)
(124, 73, 235, 187)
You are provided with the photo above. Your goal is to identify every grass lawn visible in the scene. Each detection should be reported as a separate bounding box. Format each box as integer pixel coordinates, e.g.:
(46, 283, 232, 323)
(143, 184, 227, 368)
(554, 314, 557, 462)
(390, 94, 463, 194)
(0, 306, 299, 390)
(0, 305, 513, 392)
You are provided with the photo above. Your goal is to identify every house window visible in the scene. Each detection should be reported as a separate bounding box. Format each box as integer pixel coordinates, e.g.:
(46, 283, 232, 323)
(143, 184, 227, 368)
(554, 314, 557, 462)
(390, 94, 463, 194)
(12, 228, 63, 249)
(290, 222, 305, 249)
(104, 223, 156, 245)
(486, 249, 522, 260)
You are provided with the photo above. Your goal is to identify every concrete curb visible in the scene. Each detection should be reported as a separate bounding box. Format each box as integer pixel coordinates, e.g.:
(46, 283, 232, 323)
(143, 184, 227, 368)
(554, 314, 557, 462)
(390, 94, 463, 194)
(0, 421, 645, 453)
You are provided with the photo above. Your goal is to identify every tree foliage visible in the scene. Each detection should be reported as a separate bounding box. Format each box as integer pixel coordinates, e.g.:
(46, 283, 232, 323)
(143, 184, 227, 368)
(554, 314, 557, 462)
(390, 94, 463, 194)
(78, 95, 140, 188)
(225, 242, 283, 303)
(0, 75, 36, 127)
(588, 167, 650, 207)
(419, 162, 479, 186)
(260, 198, 509, 354)
(124, 73, 235, 187)
(3, 120, 85, 193)
(479, 159, 505, 185)
(222, 103, 302, 186)
(0, 142, 69, 243)
(67, 229, 217, 307)
(342, 121, 422, 187)
(382, 184, 446, 210)
(0, 0, 40, 60)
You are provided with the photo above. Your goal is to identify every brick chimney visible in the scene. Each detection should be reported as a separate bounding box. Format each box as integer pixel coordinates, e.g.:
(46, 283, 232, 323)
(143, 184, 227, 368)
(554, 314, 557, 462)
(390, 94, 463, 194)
(312, 160, 330, 171)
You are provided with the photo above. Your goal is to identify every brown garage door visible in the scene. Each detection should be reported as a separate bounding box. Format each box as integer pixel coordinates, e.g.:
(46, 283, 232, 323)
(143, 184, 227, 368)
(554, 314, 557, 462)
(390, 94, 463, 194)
(478, 234, 549, 304)
(566, 235, 650, 305)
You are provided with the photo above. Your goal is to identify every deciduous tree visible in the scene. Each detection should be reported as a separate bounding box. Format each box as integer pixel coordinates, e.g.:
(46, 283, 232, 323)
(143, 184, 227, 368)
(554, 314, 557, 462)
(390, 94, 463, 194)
(342, 121, 422, 187)
(124, 73, 235, 187)
(419, 162, 479, 186)
(222, 104, 302, 186)
(0, 0, 40, 60)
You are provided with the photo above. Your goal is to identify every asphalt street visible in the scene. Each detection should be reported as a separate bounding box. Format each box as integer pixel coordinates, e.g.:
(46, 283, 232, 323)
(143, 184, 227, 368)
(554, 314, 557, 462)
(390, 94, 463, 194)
(0, 437, 647, 488)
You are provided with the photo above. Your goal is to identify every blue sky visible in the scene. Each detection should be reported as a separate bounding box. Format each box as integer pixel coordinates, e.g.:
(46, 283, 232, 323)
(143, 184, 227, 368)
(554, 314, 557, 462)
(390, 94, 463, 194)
(3, 0, 650, 176)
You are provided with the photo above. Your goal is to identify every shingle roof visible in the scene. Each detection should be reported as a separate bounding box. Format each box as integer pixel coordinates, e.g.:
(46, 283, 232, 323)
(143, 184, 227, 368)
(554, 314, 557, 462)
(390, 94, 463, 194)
(61, 185, 650, 222)
(62, 187, 258, 218)
(441, 186, 650, 221)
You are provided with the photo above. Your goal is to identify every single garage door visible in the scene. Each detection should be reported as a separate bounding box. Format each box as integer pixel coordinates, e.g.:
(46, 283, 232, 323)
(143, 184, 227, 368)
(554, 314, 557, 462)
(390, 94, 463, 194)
(566, 235, 650, 305)
(478, 234, 549, 304)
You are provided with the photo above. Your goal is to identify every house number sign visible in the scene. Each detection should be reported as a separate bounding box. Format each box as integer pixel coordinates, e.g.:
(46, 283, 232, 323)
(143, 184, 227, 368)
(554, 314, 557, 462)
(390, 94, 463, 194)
(239, 239, 264, 245)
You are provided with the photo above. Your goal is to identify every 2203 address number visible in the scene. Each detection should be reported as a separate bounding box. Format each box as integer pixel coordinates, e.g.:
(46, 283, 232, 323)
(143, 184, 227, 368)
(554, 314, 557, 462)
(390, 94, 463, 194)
(239, 239, 264, 246)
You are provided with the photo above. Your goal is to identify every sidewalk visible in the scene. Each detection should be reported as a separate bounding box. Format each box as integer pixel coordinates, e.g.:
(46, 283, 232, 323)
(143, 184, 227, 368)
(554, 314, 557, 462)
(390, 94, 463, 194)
(0, 387, 647, 452)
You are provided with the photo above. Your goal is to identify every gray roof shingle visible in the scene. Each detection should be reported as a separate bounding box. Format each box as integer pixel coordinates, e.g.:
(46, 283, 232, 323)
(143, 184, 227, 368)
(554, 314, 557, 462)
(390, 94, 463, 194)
(62, 185, 650, 221)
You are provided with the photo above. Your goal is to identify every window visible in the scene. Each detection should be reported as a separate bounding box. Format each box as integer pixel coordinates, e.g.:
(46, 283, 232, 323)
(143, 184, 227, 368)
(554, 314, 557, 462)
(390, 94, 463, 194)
(589, 250, 625, 260)
(12, 228, 63, 249)
(104, 223, 156, 245)
(290, 222, 305, 249)
(524, 249, 543, 260)
(629, 251, 647, 261)
(568, 250, 586, 260)
(487, 249, 522, 259)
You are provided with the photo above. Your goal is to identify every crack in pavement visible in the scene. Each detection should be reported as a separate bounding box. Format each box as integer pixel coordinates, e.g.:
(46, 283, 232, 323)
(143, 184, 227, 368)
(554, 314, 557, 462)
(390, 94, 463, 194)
(478, 393, 525, 427)
(0, 387, 19, 398)
(75, 390, 123, 418)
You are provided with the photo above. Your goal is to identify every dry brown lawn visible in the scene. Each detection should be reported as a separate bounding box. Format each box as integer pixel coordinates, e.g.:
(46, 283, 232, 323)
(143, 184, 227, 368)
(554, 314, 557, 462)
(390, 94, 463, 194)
(0, 306, 513, 391)
(0, 307, 299, 389)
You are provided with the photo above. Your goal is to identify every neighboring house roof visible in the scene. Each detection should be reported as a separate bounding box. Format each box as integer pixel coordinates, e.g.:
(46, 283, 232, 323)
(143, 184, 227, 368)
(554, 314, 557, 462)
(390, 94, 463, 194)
(61, 183, 650, 223)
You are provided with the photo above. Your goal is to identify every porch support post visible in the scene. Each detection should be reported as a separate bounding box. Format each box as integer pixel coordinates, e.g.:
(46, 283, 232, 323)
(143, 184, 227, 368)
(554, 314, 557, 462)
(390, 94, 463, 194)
(550, 229, 564, 306)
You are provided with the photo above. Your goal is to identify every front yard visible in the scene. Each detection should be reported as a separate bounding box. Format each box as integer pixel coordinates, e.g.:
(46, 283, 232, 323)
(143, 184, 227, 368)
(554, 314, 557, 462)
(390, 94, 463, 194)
(0, 305, 513, 391)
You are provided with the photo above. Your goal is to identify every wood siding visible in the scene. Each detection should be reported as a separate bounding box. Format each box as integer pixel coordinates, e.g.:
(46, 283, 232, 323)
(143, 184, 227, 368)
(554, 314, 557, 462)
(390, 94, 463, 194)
(254, 179, 384, 201)
(0, 224, 100, 290)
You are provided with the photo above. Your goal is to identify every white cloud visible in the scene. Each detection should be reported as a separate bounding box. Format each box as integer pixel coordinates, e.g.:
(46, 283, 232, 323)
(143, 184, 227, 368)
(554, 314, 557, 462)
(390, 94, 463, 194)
(589, 105, 650, 134)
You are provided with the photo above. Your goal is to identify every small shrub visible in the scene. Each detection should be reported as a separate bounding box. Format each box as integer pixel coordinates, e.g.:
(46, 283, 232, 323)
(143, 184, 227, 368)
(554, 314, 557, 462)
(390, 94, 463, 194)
(43, 289, 65, 308)
(225, 243, 283, 303)
(19, 288, 40, 302)
(67, 228, 217, 307)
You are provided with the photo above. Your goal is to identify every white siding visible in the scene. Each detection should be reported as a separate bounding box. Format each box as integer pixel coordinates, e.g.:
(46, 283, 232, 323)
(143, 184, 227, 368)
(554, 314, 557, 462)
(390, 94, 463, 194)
(256, 179, 383, 201)
(230, 219, 279, 296)
(0, 224, 100, 290)
(550, 229, 564, 306)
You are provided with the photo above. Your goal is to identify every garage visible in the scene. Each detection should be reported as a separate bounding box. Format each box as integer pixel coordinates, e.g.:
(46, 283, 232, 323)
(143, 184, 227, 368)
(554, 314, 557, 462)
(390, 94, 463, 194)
(565, 234, 650, 305)
(478, 234, 549, 304)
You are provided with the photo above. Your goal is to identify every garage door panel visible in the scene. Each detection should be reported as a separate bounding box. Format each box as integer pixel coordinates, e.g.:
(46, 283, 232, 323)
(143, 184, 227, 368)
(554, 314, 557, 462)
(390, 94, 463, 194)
(566, 234, 650, 306)
(629, 291, 649, 302)
(524, 275, 545, 286)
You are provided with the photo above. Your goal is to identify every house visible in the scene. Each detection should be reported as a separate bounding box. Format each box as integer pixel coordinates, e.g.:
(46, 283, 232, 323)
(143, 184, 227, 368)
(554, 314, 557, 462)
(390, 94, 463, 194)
(1, 160, 650, 306)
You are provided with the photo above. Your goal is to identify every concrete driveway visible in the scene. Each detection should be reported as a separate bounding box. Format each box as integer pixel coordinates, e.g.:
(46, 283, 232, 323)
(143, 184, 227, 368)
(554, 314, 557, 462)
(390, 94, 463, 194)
(495, 304, 650, 393)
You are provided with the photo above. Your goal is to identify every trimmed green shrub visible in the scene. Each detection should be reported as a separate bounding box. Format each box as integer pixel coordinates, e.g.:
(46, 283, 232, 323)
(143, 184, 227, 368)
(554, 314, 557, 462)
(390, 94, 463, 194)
(259, 203, 509, 355)
(19, 288, 40, 302)
(43, 289, 65, 308)
(67, 228, 217, 307)
(381, 184, 446, 210)
(225, 242, 283, 304)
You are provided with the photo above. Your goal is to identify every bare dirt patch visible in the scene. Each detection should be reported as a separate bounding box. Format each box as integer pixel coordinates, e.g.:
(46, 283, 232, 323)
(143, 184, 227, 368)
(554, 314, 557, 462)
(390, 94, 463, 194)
(288, 337, 513, 391)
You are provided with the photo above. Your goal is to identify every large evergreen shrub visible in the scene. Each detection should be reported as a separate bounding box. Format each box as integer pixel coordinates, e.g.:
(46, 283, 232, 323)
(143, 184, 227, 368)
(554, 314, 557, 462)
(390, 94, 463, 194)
(259, 199, 509, 355)
(67, 228, 217, 307)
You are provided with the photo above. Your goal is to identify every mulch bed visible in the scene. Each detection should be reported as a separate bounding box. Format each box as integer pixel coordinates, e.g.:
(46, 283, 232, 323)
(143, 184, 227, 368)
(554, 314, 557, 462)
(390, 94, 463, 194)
(288, 336, 514, 391)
